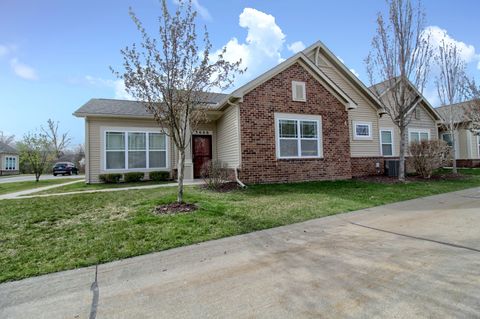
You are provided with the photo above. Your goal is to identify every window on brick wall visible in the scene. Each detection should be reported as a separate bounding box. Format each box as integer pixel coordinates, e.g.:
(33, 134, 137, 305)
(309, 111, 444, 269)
(275, 114, 323, 159)
(292, 81, 306, 102)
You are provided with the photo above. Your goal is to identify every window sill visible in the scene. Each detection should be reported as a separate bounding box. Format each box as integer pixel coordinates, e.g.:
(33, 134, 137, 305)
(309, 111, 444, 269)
(353, 136, 373, 141)
(276, 157, 324, 161)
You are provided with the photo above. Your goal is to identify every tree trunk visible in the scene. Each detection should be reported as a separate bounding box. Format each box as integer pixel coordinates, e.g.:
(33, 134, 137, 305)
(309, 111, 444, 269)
(177, 149, 185, 203)
(398, 126, 407, 182)
(451, 131, 458, 174)
(35, 172, 40, 182)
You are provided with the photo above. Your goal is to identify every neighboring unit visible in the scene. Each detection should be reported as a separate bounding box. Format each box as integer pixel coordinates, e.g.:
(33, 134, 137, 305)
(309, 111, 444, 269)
(74, 40, 441, 184)
(370, 78, 442, 172)
(437, 101, 480, 168)
(0, 141, 20, 176)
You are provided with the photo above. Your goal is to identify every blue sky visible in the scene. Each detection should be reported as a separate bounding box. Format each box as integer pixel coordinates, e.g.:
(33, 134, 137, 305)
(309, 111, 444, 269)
(1, 0, 479, 145)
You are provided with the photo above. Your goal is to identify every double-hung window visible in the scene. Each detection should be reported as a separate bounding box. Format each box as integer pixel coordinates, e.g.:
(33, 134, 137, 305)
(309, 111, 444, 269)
(409, 129, 430, 144)
(353, 122, 372, 140)
(441, 133, 453, 147)
(5, 156, 16, 170)
(128, 133, 146, 169)
(380, 129, 393, 156)
(277, 115, 322, 158)
(149, 133, 167, 168)
(106, 132, 126, 169)
(105, 130, 167, 170)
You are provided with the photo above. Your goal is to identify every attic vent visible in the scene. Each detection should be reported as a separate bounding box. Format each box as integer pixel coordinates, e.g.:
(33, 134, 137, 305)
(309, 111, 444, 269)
(292, 81, 306, 102)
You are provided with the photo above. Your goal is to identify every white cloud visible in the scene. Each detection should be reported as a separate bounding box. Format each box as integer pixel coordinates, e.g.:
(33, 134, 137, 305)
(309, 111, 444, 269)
(173, 0, 211, 20)
(0, 45, 8, 57)
(10, 58, 38, 80)
(214, 8, 286, 86)
(287, 41, 305, 54)
(350, 69, 360, 78)
(192, 0, 211, 21)
(85, 76, 134, 100)
(337, 56, 360, 78)
(423, 86, 441, 107)
(424, 26, 480, 68)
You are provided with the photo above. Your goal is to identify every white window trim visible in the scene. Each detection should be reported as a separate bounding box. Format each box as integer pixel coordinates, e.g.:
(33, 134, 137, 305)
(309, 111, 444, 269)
(274, 113, 323, 159)
(101, 127, 169, 172)
(477, 135, 480, 158)
(353, 121, 373, 140)
(292, 81, 306, 102)
(4, 156, 17, 170)
(408, 128, 431, 143)
(379, 128, 394, 157)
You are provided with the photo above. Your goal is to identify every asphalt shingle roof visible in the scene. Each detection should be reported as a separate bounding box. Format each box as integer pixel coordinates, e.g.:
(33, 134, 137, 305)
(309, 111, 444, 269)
(0, 141, 18, 154)
(74, 93, 229, 117)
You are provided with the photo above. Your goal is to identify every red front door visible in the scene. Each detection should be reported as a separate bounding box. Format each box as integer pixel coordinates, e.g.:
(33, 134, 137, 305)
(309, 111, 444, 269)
(192, 135, 212, 178)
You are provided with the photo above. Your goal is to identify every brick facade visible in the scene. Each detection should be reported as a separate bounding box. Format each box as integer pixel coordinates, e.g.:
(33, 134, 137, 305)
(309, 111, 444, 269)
(238, 62, 352, 184)
(456, 159, 480, 168)
(351, 157, 384, 177)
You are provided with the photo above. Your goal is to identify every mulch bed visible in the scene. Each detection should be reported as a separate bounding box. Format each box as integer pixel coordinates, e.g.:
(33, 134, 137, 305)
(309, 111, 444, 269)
(201, 182, 243, 193)
(154, 203, 198, 215)
(355, 173, 466, 184)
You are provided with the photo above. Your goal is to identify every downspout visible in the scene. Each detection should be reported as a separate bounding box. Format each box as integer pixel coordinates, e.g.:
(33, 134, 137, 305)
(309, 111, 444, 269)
(235, 167, 246, 188)
(225, 97, 246, 188)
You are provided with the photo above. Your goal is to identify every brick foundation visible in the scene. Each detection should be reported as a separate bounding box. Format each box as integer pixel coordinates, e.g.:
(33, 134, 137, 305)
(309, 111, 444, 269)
(456, 159, 480, 168)
(351, 157, 384, 177)
(0, 170, 19, 176)
(238, 62, 352, 184)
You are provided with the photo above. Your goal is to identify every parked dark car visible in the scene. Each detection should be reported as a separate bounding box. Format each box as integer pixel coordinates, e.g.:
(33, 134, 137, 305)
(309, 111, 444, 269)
(52, 162, 78, 176)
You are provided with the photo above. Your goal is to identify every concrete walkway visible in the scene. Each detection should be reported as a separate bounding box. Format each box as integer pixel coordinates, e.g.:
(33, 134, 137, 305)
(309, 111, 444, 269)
(1, 187, 479, 318)
(0, 179, 84, 200)
(0, 179, 205, 200)
(0, 174, 85, 183)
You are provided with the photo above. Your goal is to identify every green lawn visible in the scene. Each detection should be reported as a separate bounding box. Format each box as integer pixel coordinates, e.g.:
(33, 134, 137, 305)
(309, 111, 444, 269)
(30, 180, 172, 195)
(0, 178, 83, 196)
(0, 168, 479, 283)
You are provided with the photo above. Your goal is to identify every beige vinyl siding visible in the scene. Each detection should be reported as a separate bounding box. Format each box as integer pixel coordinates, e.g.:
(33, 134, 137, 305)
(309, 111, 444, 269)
(216, 104, 241, 168)
(313, 53, 381, 157)
(455, 128, 479, 159)
(86, 117, 174, 183)
(379, 104, 438, 157)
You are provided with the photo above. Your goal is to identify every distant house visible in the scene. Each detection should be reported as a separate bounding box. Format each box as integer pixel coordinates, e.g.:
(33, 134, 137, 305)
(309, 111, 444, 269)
(437, 101, 480, 168)
(0, 142, 19, 176)
(74, 40, 441, 184)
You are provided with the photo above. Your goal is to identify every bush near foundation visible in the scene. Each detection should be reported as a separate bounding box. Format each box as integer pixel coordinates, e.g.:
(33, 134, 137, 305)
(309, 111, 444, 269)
(409, 140, 450, 178)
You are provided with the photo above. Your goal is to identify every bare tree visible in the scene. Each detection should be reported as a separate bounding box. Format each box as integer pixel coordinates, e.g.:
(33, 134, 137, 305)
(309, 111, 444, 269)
(17, 133, 54, 182)
(366, 0, 433, 181)
(0, 131, 15, 146)
(42, 119, 71, 159)
(434, 37, 471, 173)
(112, 0, 243, 203)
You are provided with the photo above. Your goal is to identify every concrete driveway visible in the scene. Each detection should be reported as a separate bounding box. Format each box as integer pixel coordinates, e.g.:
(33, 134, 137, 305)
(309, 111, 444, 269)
(0, 174, 85, 183)
(1, 188, 479, 318)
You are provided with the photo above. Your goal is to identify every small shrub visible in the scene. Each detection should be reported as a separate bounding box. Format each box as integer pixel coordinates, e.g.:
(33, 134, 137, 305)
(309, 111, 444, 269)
(409, 140, 450, 179)
(149, 171, 170, 181)
(99, 173, 122, 184)
(201, 160, 229, 190)
(124, 172, 144, 183)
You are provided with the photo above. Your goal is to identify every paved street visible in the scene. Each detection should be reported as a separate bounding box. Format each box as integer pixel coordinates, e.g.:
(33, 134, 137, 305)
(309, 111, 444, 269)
(1, 187, 479, 318)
